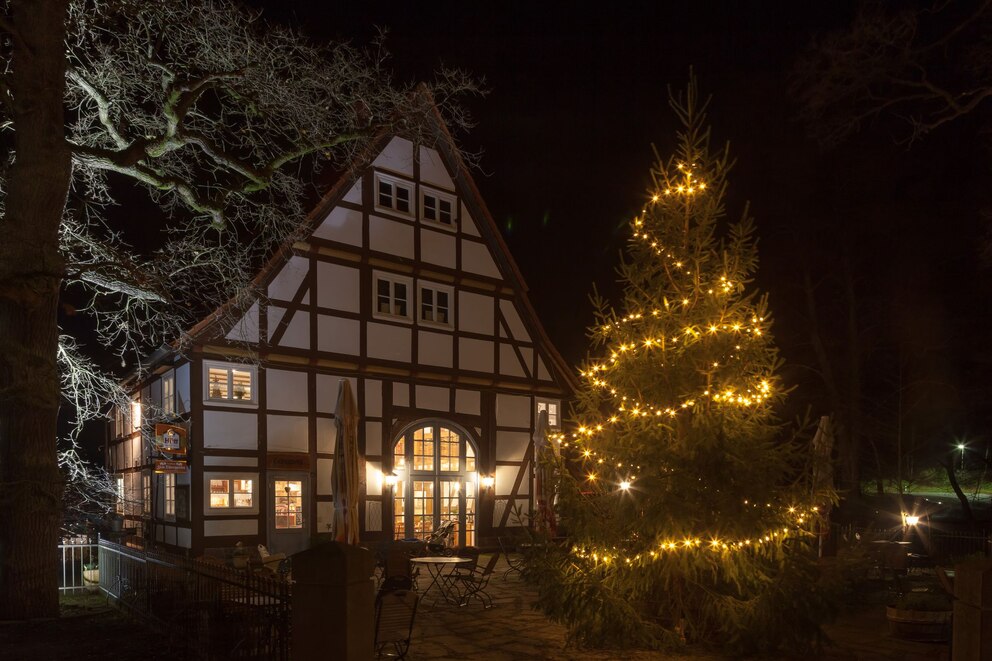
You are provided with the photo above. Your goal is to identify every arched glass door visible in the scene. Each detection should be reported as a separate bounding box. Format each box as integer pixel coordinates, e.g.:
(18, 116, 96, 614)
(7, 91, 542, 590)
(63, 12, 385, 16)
(392, 422, 477, 547)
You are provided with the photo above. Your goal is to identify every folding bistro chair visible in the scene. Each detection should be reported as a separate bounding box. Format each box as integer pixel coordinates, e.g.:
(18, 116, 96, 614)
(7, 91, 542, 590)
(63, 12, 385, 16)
(374, 588, 420, 659)
(452, 553, 500, 609)
(498, 537, 525, 579)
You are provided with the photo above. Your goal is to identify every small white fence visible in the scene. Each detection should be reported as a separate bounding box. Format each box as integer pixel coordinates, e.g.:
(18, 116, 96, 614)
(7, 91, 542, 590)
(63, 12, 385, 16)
(59, 535, 100, 593)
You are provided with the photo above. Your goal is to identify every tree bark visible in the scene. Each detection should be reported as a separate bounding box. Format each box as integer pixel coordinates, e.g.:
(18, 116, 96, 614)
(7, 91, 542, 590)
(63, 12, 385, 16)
(0, 0, 71, 619)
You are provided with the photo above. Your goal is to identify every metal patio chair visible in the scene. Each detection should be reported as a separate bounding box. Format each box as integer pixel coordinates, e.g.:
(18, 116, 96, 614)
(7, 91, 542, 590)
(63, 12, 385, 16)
(498, 537, 525, 579)
(452, 553, 500, 609)
(374, 587, 420, 659)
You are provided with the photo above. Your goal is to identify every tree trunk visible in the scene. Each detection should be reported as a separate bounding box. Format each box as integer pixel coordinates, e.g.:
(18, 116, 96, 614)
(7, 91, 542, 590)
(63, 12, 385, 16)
(941, 456, 976, 528)
(0, 0, 71, 619)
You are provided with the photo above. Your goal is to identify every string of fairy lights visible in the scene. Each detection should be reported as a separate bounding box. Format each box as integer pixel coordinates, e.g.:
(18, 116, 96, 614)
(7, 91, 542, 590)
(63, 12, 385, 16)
(540, 162, 823, 563)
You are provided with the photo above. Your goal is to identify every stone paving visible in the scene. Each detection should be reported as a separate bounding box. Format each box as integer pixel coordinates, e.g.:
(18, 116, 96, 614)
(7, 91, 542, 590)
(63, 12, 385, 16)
(404, 554, 951, 661)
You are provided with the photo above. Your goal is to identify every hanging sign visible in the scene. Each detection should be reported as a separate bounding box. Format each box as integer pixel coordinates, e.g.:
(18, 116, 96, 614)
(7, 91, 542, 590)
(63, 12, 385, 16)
(154, 458, 188, 474)
(154, 423, 187, 455)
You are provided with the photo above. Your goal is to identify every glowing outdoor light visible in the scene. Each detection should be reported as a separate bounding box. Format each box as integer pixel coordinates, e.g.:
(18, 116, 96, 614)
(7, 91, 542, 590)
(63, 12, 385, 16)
(480, 475, 495, 489)
(384, 473, 399, 488)
(902, 513, 920, 526)
(619, 480, 631, 491)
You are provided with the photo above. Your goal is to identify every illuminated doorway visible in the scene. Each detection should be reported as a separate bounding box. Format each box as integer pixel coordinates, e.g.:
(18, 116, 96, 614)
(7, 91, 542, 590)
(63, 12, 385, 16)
(391, 422, 477, 548)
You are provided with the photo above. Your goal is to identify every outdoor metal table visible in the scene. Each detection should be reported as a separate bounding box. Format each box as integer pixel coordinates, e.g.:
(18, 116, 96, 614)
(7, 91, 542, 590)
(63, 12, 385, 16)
(409, 556, 472, 606)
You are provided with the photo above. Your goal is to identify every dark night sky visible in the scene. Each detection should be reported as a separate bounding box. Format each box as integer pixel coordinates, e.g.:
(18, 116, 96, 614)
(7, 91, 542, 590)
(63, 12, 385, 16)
(243, 2, 991, 447)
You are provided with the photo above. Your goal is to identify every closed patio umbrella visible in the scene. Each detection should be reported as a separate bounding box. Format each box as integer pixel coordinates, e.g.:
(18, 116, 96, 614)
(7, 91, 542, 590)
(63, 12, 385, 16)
(533, 409, 557, 537)
(332, 379, 361, 545)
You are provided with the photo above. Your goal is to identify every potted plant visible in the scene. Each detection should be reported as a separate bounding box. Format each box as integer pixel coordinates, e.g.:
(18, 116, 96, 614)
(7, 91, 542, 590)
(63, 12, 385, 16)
(82, 562, 100, 593)
(885, 591, 952, 641)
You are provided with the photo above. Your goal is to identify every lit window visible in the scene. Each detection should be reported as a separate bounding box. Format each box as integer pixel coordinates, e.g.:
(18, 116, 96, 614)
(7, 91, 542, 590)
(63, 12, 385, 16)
(142, 473, 151, 515)
(164, 473, 175, 518)
(537, 400, 560, 427)
(204, 362, 255, 404)
(208, 478, 254, 509)
(116, 476, 125, 514)
(421, 189, 456, 227)
(373, 273, 412, 320)
(375, 174, 412, 215)
(130, 399, 142, 432)
(274, 480, 303, 529)
(419, 284, 452, 326)
(161, 373, 175, 416)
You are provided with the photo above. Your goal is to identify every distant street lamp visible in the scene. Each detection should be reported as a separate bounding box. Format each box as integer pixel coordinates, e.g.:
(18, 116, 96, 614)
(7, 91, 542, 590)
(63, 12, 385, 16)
(957, 442, 966, 470)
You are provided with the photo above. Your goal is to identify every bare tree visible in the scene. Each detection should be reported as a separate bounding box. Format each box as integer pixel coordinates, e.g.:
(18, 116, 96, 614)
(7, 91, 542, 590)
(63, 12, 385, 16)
(794, 0, 992, 147)
(0, 0, 477, 618)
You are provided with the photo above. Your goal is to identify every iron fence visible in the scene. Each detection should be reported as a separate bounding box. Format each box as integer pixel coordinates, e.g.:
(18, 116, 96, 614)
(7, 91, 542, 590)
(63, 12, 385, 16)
(98, 537, 291, 660)
(58, 535, 100, 593)
(832, 522, 991, 563)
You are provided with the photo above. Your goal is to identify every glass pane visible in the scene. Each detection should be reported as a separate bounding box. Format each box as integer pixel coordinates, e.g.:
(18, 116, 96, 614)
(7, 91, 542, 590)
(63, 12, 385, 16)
(412, 480, 434, 539)
(274, 480, 303, 529)
(396, 186, 410, 212)
(439, 199, 452, 224)
(231, 369, 252, 401)
(210, 479, 230, 508)
(440, 480, 461, 547)
(423, 195, 436, 220)
(394, 283, 407, 317)
(437, 292, 449, 324)
(233, 479, 253, 507)
(421, 288, 433, 321)
(378, 181, 392, 207)
(393, 479, 406, 540)
(208, 368, 228, 399)
(413, 427, 433, 471)
(465, 485, 476, 547)
(465, 442, 476, 473)
(393, 438, 405, 472)
(440, 427, 459, 472)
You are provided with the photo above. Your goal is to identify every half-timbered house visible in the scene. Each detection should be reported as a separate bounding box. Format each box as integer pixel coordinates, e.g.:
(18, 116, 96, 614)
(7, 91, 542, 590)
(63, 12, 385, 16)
(105, 99, 576, 556)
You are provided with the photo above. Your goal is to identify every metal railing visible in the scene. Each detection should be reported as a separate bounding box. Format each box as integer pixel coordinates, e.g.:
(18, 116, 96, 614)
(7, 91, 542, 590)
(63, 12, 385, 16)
(98, 537, 291, 660)
(58, 535, 100, 593)
(833, 523, 991, 562)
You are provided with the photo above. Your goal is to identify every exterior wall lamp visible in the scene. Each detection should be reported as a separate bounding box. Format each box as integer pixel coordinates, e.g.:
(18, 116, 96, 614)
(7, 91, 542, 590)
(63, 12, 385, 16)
(480, 475, 495, 489)
(384, 473, 399, 488)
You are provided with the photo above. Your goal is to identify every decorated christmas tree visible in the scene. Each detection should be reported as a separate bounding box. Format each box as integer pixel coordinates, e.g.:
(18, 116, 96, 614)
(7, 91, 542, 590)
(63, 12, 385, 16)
(531, 78, 830, 653)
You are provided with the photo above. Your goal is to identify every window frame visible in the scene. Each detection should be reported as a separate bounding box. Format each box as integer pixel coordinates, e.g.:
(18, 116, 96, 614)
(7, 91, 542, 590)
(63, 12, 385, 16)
(142, 472, 151, 516)
(203, 360, 258, 407)
(418, 282, 454, 328)
(536, 399, 561, 428)
(163, 473, 176, 521)
(419, 187, 457, 230)
(374, 172, 414, 218)
(161, 372, 176, 417)
(203, 472, 259, 515)
(391, 421, 478, 547)
(372, 271, 413, 322)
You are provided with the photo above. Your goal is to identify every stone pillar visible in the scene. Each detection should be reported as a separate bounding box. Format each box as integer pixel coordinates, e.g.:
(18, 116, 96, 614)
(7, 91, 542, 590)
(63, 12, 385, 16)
(952, 556, 992, 661)
(291, 542, 376, 661)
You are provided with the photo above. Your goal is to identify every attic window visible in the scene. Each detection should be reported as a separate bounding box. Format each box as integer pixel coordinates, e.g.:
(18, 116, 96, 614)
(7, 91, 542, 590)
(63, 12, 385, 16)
(421, 189, 455, 227)
(375, 173, 412, 216)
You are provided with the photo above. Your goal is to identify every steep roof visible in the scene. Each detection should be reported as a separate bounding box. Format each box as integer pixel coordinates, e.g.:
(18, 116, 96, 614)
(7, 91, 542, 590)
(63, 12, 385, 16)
(180, 86, 577, 393)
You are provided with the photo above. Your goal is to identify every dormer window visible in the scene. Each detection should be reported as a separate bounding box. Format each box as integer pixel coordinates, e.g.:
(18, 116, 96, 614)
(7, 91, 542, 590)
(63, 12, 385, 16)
(375, 173, 412, 216)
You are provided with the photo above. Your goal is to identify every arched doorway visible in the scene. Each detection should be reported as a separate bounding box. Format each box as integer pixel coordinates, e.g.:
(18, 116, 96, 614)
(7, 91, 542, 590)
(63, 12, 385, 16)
(391, 421, 477, 548)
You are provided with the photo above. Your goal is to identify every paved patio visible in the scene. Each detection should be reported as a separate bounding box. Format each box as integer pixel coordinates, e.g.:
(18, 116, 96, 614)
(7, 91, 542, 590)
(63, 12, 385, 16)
(405, 554, 951, 660)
